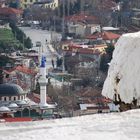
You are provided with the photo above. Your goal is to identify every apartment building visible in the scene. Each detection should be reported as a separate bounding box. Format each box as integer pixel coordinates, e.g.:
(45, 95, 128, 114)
(20, 0, 58, 9)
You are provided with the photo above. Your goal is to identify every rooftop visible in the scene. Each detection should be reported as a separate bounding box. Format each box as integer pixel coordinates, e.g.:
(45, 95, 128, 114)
(0, 7, 23, 15)
(0, 83, 25, 96)
(87, 31, 121, 40)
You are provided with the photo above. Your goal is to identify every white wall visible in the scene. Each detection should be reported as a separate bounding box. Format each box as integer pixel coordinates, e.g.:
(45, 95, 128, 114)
(75, 24, 86, 37)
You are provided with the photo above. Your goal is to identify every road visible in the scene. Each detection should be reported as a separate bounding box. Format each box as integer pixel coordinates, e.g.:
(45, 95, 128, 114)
(20, 27, 61, 69)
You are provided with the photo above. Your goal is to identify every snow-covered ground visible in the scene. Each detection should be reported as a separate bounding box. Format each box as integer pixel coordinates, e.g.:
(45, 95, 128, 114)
(102, 32, 140, 103)
(0, 109, 140, 140)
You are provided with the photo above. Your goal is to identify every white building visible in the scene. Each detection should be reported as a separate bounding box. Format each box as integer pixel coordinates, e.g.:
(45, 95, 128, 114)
(68, 22, 101, 37)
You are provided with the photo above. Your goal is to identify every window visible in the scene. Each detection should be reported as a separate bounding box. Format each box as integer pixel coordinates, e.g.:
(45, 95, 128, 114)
(14, 97, 16, 101)
(9, 96, 11, 101)
(21, 96, 24, 100)
(64, 46, 68, 50)
(24, 0, 27, 2)
(4, 97, 7, 101)
(30, 0, 33, 2)
(24, 4, 27, 8)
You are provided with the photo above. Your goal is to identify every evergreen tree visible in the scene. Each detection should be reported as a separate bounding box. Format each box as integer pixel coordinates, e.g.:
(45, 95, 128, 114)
(0, 70, 4, 84)
(9, 2, 18, 9)
(100, 45, 114, 72)
(24, 37, 32, 49)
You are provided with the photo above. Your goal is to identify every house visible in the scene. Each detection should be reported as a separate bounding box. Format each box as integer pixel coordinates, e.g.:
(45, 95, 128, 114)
(20, 0, 36, 9)
(21, 0, 59, 9)
(2, 65, 37, 92)
(0, 7, 23, 22)
(65, 13, 99, 24)
(75, 23, 86, 37)
(68, 22, 101, 37)
(76, 87, 111, 114)
(131, 8, 140, 27)
(66, 13, 100, 37)
(87, 31, 121, 44)
(15, 65, 37, 92)
(85, 24, 101, 35)
(0, 0, 6, 8)
(33, 0, 59, 10)
(62, 42, 107, 55)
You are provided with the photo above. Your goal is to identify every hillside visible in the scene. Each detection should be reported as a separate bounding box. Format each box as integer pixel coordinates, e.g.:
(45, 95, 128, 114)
(0, 28, 23, 52)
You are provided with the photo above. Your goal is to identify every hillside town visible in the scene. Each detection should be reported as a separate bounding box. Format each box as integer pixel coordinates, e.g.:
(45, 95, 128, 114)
(0, 0, 140, 122)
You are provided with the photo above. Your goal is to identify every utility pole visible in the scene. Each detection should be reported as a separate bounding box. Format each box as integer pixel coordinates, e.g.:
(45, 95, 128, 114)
(23, 35, 25, 51)
(62, 0, 65, 39)
(62, 52, 65, 73)
(67, 0, 70, 16)
(80, 0, 84, 13)
(53, 15, 56, 32)
(14, 31, 16, 40)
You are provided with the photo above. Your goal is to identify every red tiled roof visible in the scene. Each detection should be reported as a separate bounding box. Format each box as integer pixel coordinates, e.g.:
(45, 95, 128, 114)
(0, 7, 23, 15)
(28, 93, 52, 104)
(0, 68, 16, 74)
(4, 117, 32, 122)
(97, 0, 117, 11)
(15, 66, 37, 75)
(78, 48, 100, 55)
(94, 44, 107, 48)
(65, 13, 99, 23)
(87, 31, 120, 40)
(65, 44, 100, 55)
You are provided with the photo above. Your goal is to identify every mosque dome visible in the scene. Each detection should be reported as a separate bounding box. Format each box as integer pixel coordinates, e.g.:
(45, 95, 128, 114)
(8, 103, 19, 108)
(0, 106, 10, 112)
(0, 84, 25, 97)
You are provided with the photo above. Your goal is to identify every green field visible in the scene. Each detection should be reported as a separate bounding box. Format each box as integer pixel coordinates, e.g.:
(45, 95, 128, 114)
(0, 28, 23, 51)
(0, 28, 15, 41)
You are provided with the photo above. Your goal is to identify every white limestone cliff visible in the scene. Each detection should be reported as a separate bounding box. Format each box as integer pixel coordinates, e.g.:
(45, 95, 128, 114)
(102, 32, 140, 103)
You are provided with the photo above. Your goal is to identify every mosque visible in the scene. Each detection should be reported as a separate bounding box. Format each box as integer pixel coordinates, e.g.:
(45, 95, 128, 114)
(0, 55, 56, 120)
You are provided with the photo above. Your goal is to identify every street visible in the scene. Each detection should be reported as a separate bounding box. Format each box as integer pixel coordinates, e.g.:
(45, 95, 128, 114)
(20, 27, 61, 69)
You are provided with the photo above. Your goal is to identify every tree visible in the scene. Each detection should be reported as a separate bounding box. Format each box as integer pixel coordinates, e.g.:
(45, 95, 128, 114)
(100, 45, 114, 72)
(0, 70, 4, 84)
(105, 44, 115, 60)
(24, 37, 32, 49)
(9, 2, 18, 9)
(9, 22, 32, 50)
(56, 57, 62, 67)
(34, 82, 40, 94)
(0, 55, 14, 66)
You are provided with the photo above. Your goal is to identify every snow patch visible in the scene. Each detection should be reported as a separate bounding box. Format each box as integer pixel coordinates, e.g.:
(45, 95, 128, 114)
(0, 110, 140, 140)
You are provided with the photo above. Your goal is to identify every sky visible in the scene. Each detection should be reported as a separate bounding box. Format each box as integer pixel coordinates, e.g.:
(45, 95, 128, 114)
(0, 109, 140, 140)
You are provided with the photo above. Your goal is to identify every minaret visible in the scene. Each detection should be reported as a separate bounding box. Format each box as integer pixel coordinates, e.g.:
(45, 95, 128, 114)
(38, 55, 57, 109)
(39, 55, 47, 107)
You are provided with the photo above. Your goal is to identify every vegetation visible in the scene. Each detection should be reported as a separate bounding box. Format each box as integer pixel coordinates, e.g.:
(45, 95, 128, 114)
(100, 44, 115, 72)
(0, 69, 4, 84)
(0, 55, 15, 68)
(0, 28, 23, 53)
(59, 0, 81, 17)
(9, 22, 32, 49)
(9, 1, 18, 9)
